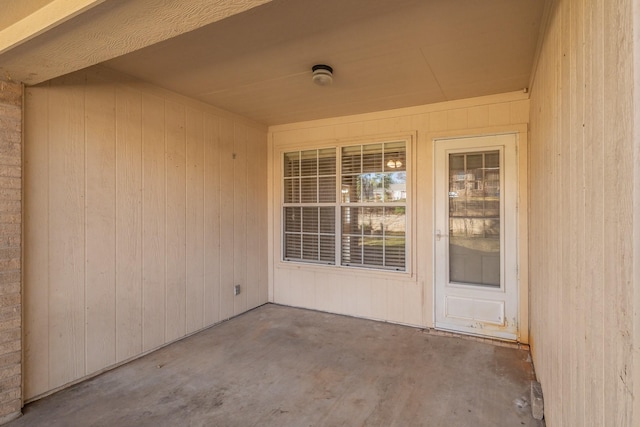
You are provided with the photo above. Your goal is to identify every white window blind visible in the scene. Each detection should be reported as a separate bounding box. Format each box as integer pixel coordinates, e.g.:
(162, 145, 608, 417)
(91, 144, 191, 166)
(283, 149, 336, 264)
(282, 141, 407, 271)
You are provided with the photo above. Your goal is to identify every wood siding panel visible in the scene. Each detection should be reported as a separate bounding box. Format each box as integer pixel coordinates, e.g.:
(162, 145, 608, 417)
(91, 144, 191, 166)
(634, 1, 640, 423)
(23, 67, 268, 399)
(47, 73, 86, 388)
(23, 83, 49, 398)
(233, 124, 247, 316)
(249, 126, 269, 309)
(185, 109, 205, 334)
(584, 1, 606, 423)
(567, 1, 586, 423)
(218, 119, 235, 320)
(84, 73, 117, 374)
(528, 0, 636, 425)
(141, 93, 166, 352)
(245, 129, 267, 309)
(164, 100, 187, 342)
(115, 87, 143, 362)
(203, 115, 221, 325)
(558, 3, 574, 424)
(602, 3, 634, 425)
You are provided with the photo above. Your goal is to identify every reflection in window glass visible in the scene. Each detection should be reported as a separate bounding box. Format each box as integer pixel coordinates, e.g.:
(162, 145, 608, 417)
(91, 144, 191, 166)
(341, 206, 406, 270)
(384, 141, 406, 172)
(341, 142, 406, 204)
(448, 150, 500, 286)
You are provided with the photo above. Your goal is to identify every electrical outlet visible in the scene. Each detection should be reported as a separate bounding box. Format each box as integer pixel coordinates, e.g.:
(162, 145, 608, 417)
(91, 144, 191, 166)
(234, 284, 241, 296)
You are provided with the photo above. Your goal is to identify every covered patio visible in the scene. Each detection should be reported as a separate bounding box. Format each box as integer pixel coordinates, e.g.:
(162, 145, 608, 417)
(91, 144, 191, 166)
(0, 1, 638, 425)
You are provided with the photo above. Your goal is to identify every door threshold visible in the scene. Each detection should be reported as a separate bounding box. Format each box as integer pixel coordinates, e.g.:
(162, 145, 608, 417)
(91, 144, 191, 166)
(420, 326, 529, 350)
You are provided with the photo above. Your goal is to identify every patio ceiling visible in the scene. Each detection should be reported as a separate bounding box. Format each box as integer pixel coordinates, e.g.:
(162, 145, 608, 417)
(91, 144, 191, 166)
(0, 0, 547, 126)
(103, 0, 546, 125)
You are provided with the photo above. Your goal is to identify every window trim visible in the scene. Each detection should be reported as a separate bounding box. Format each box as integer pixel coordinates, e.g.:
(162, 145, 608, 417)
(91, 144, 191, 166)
(278, 133, 415, 275)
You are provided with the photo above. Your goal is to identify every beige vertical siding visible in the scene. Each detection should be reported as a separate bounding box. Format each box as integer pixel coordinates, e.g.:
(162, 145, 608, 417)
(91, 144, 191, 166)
(528, 0, 637, 425)
(633, 2, 640, 424)
(268, 93, 529, 331)
(23, 66, 268, 400)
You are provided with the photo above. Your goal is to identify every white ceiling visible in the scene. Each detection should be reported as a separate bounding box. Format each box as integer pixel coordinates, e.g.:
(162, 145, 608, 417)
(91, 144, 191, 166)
(104, 0, 546, 126)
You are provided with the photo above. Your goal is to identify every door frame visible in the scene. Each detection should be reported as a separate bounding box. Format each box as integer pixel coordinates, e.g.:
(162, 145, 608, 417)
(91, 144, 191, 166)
(428, 125, 529, 343)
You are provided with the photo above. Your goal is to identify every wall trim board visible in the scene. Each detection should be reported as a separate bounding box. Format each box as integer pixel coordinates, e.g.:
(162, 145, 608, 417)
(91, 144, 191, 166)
(422, 124, 529, 142)
(272, 130, 418, 151)
(268, 91, 529, 134)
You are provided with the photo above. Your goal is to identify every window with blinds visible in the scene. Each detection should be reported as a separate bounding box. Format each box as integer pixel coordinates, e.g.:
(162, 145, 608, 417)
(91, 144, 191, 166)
(282, 141, 407, 271)
(283, 149, 337, 263)
(340, 142, 406, 270)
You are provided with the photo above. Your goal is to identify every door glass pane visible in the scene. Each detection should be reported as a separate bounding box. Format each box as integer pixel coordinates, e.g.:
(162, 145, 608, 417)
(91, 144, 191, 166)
(449, 151, 500, 287)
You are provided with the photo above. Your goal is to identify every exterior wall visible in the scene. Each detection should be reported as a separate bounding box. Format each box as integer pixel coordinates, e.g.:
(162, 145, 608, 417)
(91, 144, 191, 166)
(268, 93, 529, 333)
(23, 66, 268, 400)
(528, 0, 637, 425)
(0, 81, 22, 423)
(634, 0, 640, 423)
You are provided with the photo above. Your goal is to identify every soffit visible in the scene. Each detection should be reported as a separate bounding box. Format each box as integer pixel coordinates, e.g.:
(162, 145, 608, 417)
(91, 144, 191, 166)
(0, 0, 273, 84)
(104, 0, 545, 125)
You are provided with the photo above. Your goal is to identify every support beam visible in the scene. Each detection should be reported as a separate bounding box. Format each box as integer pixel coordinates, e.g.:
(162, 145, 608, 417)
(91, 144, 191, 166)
(0, 0, 273, 85)
(0, 0, 107, 55)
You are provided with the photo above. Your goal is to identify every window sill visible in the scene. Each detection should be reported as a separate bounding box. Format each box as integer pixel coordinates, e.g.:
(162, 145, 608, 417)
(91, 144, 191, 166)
(275, 260, 416, 282)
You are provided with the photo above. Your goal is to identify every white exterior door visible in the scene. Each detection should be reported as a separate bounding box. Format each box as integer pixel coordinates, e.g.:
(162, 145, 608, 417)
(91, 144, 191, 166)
(434, 134, 519, 340)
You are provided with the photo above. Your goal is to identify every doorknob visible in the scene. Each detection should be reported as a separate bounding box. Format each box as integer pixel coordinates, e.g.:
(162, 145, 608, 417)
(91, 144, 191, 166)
(436, 229, 448, 241)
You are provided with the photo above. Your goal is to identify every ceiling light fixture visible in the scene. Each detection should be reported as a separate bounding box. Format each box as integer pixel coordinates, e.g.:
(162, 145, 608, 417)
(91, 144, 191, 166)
(312, 64, 333, 86)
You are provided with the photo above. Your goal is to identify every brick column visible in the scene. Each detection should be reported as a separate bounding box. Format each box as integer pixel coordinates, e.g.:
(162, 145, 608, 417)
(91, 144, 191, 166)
(0, 80, 22, 424)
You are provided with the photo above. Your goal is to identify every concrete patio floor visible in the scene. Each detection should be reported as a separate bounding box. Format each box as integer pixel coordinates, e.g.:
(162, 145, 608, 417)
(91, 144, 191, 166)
(9, 304, 543, 426)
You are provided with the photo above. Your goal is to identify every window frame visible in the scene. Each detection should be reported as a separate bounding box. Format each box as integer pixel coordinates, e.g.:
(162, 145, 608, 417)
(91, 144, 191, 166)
(279, 134, 414, 274)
